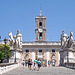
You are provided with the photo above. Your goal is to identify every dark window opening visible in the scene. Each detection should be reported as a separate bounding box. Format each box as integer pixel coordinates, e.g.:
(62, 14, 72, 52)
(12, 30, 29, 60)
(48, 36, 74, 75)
(39, 22, 42, 28)
(40, 33, 42, 36)
(52, 50, 55, 53)
(25, 50, 29, 53)
(39, 50, 42, 53)
(39, 33, 42, 39)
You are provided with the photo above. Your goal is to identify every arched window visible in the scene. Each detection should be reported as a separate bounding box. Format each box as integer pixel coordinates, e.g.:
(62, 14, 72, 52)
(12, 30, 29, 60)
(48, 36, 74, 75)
(25, 54, 29, 60)
(39, 22, 42, 28)
(52, 54, 55, 59)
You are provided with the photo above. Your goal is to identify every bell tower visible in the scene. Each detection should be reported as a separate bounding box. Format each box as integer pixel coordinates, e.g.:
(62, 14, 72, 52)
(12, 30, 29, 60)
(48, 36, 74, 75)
(35, 10, 46, 42)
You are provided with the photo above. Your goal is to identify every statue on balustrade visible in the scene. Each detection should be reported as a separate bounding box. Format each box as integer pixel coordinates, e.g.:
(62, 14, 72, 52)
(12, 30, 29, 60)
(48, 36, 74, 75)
(14, 30, 22, 49)
(8, 30, 22, 49)
(60, 30, 68, 49)
(8, 32, 15, 48)
(67, 31, 74, 48)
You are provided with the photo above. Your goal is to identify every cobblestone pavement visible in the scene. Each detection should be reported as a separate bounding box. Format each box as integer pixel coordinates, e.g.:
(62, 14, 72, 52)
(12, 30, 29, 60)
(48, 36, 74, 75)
(2, 66, 75, 75)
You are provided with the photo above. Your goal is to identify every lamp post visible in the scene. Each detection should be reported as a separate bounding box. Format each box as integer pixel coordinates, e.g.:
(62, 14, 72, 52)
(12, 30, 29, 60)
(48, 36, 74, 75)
(4, 37, 7, 63)
(14, 48, 16, 63)
(14, 41, 16, 63)
(67, 49, 69, 63)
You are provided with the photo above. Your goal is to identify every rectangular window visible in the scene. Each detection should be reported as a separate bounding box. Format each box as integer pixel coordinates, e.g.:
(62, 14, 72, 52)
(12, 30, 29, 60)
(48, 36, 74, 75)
(52, 49, 55, 53)
(39, 50, 42, 53)
(25, 50, 29, 53)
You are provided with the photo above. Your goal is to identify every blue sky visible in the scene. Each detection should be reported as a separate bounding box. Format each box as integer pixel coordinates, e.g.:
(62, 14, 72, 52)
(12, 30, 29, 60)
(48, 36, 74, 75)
(0, 0, 75, 41)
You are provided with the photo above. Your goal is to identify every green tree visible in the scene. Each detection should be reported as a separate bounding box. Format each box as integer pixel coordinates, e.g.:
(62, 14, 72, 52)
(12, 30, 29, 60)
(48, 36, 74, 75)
(0, 51, 4, 63)
(0, 44, 10, 63)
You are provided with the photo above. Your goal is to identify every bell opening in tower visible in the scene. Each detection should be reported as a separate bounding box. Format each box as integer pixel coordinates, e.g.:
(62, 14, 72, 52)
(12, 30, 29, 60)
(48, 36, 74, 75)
(39, 22, 42, 28)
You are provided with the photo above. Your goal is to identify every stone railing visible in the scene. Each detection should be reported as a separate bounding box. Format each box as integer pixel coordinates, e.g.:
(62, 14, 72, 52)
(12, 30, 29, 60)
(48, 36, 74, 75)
(0, 63, 19, 74)
(22, 41, 61, 45)
(65, 63, 75, 69)
(0, 40, 61, 45)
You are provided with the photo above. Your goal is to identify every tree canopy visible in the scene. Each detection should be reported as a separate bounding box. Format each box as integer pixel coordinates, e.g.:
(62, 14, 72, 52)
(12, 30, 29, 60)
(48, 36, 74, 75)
(0, 44, 10, 63)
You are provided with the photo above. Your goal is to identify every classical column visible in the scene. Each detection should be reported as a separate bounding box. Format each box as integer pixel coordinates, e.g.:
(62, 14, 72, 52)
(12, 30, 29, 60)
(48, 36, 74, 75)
(32, 49, 35, 62)
(46, 49, 49, 67)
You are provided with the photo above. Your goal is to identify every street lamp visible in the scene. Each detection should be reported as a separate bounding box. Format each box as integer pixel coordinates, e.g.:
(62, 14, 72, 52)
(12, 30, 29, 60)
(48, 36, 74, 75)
(14, 48, 16, 63)
(14, 41, 16, 63)
(4, 37, 7, 63)
(67, 49, 69, 63)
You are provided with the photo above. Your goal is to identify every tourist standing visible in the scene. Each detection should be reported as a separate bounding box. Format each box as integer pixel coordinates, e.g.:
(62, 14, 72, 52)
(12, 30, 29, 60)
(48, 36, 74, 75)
(42, 60, 43, 66)
(28, 59, 31, 69)
(48, 60, 50, 67)
(45, 59, 47, 67)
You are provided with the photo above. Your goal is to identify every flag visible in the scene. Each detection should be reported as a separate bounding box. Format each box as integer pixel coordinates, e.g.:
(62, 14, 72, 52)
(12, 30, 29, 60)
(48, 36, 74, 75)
(36, 37, 38, 40)
(36, 37, 40, 40)
(38, 37, 40, 40)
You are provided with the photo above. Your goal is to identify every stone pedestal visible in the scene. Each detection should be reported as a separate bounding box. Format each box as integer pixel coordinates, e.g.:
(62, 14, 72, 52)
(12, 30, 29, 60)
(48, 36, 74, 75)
(9, 49, 22, 64)
(60, 48, 75, 66)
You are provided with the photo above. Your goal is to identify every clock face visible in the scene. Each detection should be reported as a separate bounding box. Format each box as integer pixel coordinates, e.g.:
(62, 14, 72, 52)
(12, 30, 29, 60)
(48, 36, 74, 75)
(38, 28, 43, 32)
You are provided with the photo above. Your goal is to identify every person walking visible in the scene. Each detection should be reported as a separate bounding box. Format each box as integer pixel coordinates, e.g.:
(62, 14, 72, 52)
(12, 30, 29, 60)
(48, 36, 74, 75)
(43, 60, 45, 67)
(28, 59, 32, 70)
(45, 60, 47, 67)
(34, 59, 38, 70)
(30, 59, 32, 69)
(22, 60, 25, 69)
(37, 59, 41, 71)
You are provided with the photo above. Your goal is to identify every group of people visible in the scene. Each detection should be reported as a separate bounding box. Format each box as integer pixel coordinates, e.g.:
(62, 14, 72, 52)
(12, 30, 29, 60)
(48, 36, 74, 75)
(42, 60, 51, 67)
(22, 59, 51, 71)
(22, 59, 41, 71)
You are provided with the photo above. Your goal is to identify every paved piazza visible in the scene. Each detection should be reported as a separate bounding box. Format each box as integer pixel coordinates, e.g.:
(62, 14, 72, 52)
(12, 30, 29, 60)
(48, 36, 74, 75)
(2, 66, 75, 75)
